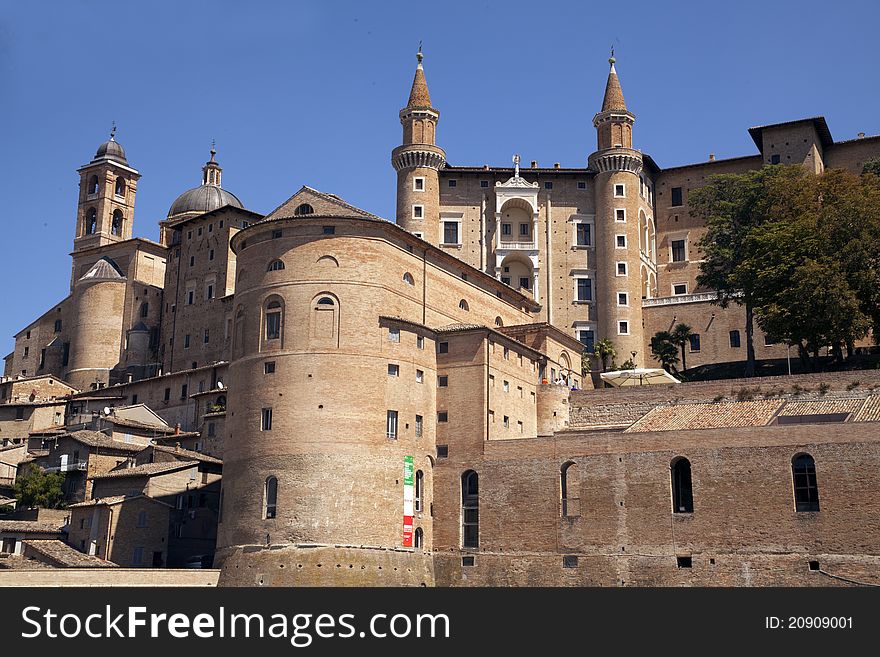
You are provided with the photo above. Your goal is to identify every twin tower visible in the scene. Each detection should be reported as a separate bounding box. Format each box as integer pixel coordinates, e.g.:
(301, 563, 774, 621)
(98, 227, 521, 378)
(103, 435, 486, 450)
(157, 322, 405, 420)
(391, 51, 656, 367)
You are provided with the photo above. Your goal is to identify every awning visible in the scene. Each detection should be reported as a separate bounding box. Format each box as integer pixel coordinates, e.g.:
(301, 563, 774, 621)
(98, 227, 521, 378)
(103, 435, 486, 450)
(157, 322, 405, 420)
(599, 368, 680, 387)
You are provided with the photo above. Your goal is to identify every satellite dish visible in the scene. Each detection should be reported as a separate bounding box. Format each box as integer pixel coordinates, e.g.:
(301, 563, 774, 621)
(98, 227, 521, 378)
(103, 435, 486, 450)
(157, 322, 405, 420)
(102, 407, 111, 416)
(217, 381, 224, 389)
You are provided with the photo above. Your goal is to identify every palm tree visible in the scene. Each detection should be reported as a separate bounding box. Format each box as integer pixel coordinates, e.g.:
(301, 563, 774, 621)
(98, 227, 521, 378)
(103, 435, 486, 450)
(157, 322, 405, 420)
(650, 331, 680, 373)
(670, 323, 693, 372)
(593, 339, 616, 372)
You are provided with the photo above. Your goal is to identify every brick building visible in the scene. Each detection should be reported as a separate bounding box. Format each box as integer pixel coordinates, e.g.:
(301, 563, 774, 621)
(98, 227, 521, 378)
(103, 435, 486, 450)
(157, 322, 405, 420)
(2, 49, 879, 585)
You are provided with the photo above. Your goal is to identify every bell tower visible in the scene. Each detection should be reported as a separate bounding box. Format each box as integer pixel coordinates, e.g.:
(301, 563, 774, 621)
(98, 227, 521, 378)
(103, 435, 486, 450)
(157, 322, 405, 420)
(392, 46, 445, 240)
(74, 125, 140, 253)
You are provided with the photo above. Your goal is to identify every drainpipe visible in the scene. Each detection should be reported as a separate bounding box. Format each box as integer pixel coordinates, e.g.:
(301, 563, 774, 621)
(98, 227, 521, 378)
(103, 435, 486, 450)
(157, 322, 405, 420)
(545, 194, 552, 324)
(480, 195, 486, 272)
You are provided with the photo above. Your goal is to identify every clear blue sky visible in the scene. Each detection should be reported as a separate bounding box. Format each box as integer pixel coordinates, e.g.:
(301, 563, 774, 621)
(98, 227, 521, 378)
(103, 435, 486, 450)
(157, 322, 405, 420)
(1, 0, 878, 357)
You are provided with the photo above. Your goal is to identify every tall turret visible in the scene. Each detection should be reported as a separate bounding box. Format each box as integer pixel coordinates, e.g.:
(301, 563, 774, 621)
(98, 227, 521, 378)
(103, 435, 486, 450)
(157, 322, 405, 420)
(589, 53, 647, 366)
(391, 46, 446, 241)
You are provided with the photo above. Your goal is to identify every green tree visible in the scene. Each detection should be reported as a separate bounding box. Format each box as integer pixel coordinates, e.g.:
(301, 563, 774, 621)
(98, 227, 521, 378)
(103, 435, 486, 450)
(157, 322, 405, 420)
(650, 331, 679, 373)
(593, 339, 616, 372)
(670, 323, 693, 372)
(862, 157, 880, 178)
(13, 463, 65, 509)
(690, 165, 813, 376)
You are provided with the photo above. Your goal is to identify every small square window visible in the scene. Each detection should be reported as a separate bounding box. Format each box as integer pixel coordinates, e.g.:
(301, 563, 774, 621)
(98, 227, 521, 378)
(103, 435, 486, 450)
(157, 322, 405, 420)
(616, 235, 626, 248)
(673, 283, 688, 296)
(323, 226, 335, 235)
(272, 229, 282, 239)
(563, 555, 578, 568)
(676, 556, 692, 569)
(448, 179, 457, 187)
(614, 184, 625, 197)
(617, 262, 627, 276)
(413, 205, 424, 219)
(771, 154, 781, 165)
(388, 328, 400, 343)
(502, 223, 512, 236)
(388, 363, 399, 377)
(461, 556, 475, 567)
(618, 292, 628, 306)
(438, 375, 448, 387)
(618, 321, 630, 335)
(264, 361, 276, 374)
(437, 445, 449, 458)
(438, 411, 448, 423)
(438, 341, 449, 354)
(615, 209, 626, 222)
(577, 181, 586, 189)
(544, 181, 553, 190)
(480, 180, 489, 188)
(413, 177, 425, 191)
(503, 415, 510, 428)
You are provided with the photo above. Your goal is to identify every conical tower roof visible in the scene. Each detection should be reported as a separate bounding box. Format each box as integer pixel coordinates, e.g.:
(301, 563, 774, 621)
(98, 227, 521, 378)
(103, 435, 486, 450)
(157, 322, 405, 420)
(601, 54, 627, 112)
(406, 46, 433, 108)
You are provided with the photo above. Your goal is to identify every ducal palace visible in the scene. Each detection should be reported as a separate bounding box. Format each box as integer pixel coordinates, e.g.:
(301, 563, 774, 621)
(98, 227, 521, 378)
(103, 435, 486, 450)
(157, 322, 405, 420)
(2, 52, 880, 586)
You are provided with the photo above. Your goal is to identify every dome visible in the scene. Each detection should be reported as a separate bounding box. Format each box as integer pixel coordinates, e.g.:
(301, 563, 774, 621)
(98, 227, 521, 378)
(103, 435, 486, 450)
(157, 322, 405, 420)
(167, 185, 244, 218)
(93, 138, 127, 164)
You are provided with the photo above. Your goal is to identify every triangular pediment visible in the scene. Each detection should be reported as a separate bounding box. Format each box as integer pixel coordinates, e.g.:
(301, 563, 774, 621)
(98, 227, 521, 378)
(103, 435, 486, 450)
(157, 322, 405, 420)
(263, 186, 386, 223)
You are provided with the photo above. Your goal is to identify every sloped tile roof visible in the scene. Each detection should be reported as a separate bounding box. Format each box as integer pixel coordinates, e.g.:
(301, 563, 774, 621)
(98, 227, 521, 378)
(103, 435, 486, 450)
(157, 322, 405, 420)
(778, 399, 865, 416)
(21, 539, 117, 568)
(89, 461, 197, 480)
(853, 396, 880, 422)
(625, 400, 784, 433)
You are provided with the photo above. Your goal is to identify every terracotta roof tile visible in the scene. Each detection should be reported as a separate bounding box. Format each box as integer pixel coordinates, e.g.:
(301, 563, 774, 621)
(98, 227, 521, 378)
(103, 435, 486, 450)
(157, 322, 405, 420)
(853, 396, 880, 422)
(89, 461, 197, 480)
(778, 399, 864, 416)
(21, 539, 117, 568)
(625, 400, 783, 433)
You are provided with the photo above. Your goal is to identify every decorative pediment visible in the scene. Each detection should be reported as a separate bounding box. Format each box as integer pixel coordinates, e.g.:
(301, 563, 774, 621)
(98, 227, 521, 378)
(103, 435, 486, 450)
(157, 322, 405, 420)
(496, 175, 539, 190)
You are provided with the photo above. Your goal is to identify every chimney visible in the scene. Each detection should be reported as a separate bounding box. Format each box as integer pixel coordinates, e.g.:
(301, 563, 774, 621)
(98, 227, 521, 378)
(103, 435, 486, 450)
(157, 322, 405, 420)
(530, 160, 537, 168)
(174, 423, 181, 435)
(709, 153, 715, 161)
(554, 162, 560, 169)
(858, 132, 866, 139)
(175, 442, 181, 452)
(482, 164, 489, 170)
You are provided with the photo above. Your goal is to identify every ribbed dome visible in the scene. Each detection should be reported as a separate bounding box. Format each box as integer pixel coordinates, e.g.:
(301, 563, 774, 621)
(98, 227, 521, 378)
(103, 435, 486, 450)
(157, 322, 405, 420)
(93, 138, 127, 164)
(167, 185, 243, 218)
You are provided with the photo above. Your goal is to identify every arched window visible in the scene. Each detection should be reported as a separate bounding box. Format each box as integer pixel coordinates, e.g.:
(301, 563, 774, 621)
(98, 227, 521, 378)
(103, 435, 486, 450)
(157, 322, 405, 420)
(459, 299, 469, 311)
(139, 302, 149, 318)
(115, 177, 126, 197)
(414, 527, 423, 549)
(265, 300, 282, 340)
(671, 457, 693, 513)
(267, 260, 285, 272)
(403, 272, 415, 286)
(85, 208, 97, 235)
(316, 297, 334, 305)
(111, 209, 123, 236)
(264, 476, 278, 519)
(294, 203, 314, 216)
(560, 461, 580, 517)
(461, 470, 479, 548)
(233, 306, 245, 359)
(494, 316, 503, 327)
(415, 470, 424, 512)
(88, 175, 99, 195)
(792, 453, 820, 512)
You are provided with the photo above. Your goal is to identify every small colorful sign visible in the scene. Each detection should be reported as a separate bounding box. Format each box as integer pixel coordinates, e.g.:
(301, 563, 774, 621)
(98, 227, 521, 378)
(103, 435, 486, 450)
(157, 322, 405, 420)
(403, 455, 414, 547)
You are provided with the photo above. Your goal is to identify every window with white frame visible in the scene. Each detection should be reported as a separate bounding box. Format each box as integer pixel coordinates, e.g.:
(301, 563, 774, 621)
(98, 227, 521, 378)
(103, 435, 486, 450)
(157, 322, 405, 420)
(616, 234, 627, 248)
(615, 209, 626, 222)
(572, 216, 593, 247)
(673, 283, 688, 296)
(618, 321, 630, 335)
(614, 184, 625, 197)
(442, 220, 460, 245)
(616, 262, 628, 276)
(412, 205, 424, 219)
(617, 292, 629, 306)
(671, 238, 687, 262)
(574, 276, 592, 302)
(413, 177, 425, 191)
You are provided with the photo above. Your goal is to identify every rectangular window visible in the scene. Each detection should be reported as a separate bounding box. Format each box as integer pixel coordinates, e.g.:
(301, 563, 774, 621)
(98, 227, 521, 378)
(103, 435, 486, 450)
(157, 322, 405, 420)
(617, 262, 627, 276)
(204, 329, 210, 344)
(519, 276, 530, 290)
(544, 181, 553, 190)
(323, 226, 335, 235)
(503, 415, 509, 428)
(771, 154, 781, 165)
(264, 361, 276, 374)
(503, 347, 509, 360)
(501, 276, 511, 285)
(388, 328, 400, 342)
(577, 181, 586, 189)
(137, 511, 147, 528)
(448, 179, 457, 187)
(164, 388, 170, 401)
(615, 209, 626, 222)
(417, 335, 425, 349)
(438, 375, 448, 387)
(618, 292, 628, 306)
(416, 369, 424, 383)
(517, 420, 523, 433)
(579, 330, 595, 351)
(673, 283, 688, 296)
(438, 411, 448, 423)
(729, 330, 741, 348)
(412, 205, 424, 219)
(576, 278, 592, 301)
(671, 187, 683, 206)
(207, 422, 215, 437)
(443, 222, 459, 245)
(519, 223, 529, 237)
(618, 321, 630, 335)
(576, 223, 591, 246)
(616, 235, 626, 248)
(501, 223, 512, 236)
(54, 319, 62, 332)
(386, 410, 398, 439)
(180, 384, 188, 399)
(184, 334, 191, 348)
(133, 547, 143, 566)
(209, 249, 214, 261)
(206, 284, 214, 299)
(415, 415, 423, 438)
(438, 341, 449, 354)
(266, 312, 281, 340)
(614, 184, 625, 197)
(671, 239, 686, 262)
(503, 380, 510, 393)
(15, 407, 24, 420)
(388, 363, 399, 377)
(480, 180, 489, 188)
(413, 177, 425, 191)
(131, 394, 138, 404)
(272, 229, 282, 239)
(437, 445, 448, 458)
(187, 290, 194, 305)
(261, 407, 273, 431)
(689, 334, 701, 352)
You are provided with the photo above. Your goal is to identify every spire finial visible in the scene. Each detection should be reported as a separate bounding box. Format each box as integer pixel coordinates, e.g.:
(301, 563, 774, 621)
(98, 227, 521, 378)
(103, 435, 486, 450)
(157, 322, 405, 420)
(609, 46, 616, 66)
(210, 139, 216, 161)
(416, 41, 423, 68)
(513, 153, 520, 178)
(110, 121, 117, 141)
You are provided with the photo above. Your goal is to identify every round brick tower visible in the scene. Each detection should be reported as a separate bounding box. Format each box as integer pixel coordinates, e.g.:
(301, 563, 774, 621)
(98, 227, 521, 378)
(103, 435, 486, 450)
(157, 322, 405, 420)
(66, 257, 126, 390)
(215, 216, 435, 586)
(392, 47, 445, 242)
(589, 54, 648, 367)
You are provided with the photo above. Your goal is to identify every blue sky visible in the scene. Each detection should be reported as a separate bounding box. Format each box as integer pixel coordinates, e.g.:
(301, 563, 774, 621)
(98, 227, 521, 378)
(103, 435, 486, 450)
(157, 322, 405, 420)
(1, 0, 878, 356)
